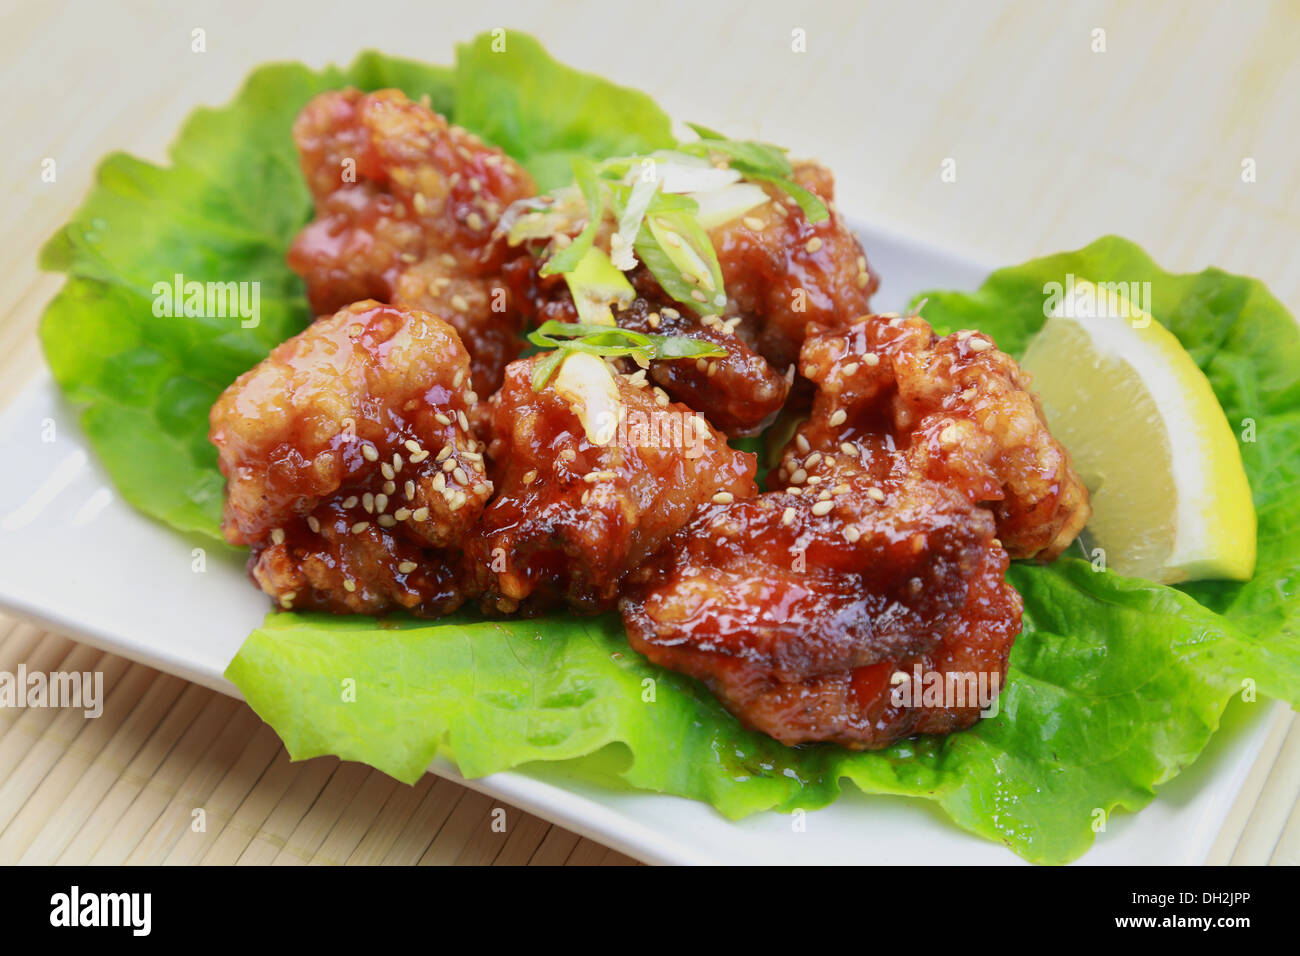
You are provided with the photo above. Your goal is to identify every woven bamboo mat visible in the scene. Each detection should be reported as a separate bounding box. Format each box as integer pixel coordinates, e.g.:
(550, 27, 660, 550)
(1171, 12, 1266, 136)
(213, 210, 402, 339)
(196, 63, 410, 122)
(2, 0, 1299, 865)
(0, 612, 638, 865)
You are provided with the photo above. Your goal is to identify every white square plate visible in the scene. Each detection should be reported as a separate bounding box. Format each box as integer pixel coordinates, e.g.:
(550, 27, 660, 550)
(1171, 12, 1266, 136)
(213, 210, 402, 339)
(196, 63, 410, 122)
(0, 222, 1280, 864)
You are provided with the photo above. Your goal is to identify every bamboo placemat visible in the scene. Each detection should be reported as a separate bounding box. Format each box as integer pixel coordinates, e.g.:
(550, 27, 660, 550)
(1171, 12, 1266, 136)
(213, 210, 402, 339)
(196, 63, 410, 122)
(2, 0, 1299, 865)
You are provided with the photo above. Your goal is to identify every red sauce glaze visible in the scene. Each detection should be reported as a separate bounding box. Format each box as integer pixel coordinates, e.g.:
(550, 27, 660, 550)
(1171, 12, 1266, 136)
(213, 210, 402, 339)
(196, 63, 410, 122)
(466, 355, 759, 614)
(287, 88, 536, 395)
(210, 301, 490, 613)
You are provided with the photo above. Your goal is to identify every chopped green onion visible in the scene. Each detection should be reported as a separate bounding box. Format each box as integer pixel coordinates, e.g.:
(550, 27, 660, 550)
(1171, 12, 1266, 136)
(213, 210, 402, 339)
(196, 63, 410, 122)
(747, 172, 829, 223)
(527, 320, 726, 391)
(540, 157, 604, 276)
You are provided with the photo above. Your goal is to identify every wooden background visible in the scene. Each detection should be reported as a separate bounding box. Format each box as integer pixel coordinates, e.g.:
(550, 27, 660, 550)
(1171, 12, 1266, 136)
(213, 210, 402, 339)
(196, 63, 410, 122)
(1, 0, 1297, 864)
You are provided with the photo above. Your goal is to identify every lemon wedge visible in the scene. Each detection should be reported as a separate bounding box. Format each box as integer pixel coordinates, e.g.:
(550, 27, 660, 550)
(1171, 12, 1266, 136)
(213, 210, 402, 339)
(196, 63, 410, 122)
(1020, 279, 1255, 583)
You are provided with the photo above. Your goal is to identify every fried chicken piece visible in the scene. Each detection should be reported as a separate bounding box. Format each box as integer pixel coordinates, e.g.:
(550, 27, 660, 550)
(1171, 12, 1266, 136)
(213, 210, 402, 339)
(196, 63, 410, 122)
(710, 161, 878, 374)
(620, 472, 1021, 748)
(287, 88, 536, 394)
(210, 301, 490, 613)
(778, 314, 1091, 560)
(466, 354, 758, 613)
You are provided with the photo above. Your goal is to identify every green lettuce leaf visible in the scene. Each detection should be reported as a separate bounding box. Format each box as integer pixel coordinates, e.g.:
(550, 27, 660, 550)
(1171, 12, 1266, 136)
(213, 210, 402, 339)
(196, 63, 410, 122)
(453, 32, 674, 190)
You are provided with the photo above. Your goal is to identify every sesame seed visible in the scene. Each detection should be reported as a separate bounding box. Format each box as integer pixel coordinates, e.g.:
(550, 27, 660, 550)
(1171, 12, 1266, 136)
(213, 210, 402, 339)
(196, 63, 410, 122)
(432, 472, 446, 491)
(473, 482, 489, 495)
(450, 294, 469, 312)
(560, 449, 577, 462)
(939, 424, 961, 444)
(393, 453, 403, 472)
(743, 216, 764, 230)
(404, 479, 416, 500)
(696, 358, 708, 372)
(842, 362, 860, 377)
(453, 369, 465, 387)
(867, 486, 886, 502)
(341, 496, 359, 509)
(441, 458, 456, 473)
(362, 492, 375, 513)
(307, 516, 320, 533)
(381, 462, 395, 480)
(712, 491, 735, 505)
(351, 521, 370, 534)
(458, 411, 469, 431)
(394, 508, 411, 520)
(805, 237, 823, 254)
(844, 525, 861, 543)
(781, 507, 797, 526)
(522, 469, 538, 485)
(647, 313, 661, 329)
(383, 480, 396, 495)
(811, 500, 833, 516)
(436, 443, 453, 462)
(466, 211, 484, 231)
(378, 514, 396, 528)
(863, 353, 880, 367)
(434, 413, 451, 426)
(790, 468, 808, 485)
(787, 487, 803, 496)
(465, 391, 478, 405)
(796, 434, 810, 454)
(409, 450, 430, 463)
(968, 338, 994, 352)
(270, 527, 285, 545)
(361, 444, 379, 462)
(343, 579, 356, 592)
(806, 451, 823, 467)
(412, 507, 429, 521)
(690, 289, 707, 302)
(375, 493, 388, 512)
(581, 490, 590, 504)
(828, 409, 848, 427)
(840, 442, 857, 456)
(453, 467, 469, 486)
(448, 492, 466, 512)
(405, 439, 422, 454)
(398, 561, 418, 574)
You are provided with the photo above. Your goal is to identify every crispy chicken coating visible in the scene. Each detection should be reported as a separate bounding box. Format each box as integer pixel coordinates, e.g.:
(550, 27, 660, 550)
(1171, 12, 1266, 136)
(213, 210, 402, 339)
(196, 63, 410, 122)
(210, 301, 490, 613)
(466, 355, 759, 613)
(621, 472, 1020, 748)
(778, 314, 1091, 560)
(287, 88, 536, 394)
(501, 161, 876, 435)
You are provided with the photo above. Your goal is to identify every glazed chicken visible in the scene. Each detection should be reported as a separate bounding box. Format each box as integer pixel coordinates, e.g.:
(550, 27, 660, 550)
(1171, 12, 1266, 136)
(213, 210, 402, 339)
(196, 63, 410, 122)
(210, 301, 490, 614)
(621, 472, 1021, 748)
(466, 353, 758, 613)
(502, 161, 878, 436)
(776, 313, 1091, 561)
(287, 88, 536, 395)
